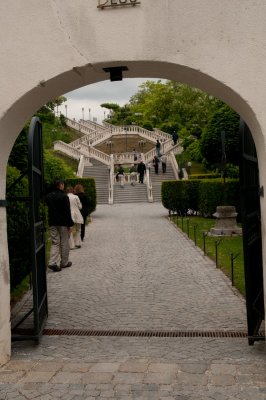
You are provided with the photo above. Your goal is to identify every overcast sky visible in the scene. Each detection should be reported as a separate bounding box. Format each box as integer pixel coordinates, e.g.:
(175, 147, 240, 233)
(57, 78, 161, 123)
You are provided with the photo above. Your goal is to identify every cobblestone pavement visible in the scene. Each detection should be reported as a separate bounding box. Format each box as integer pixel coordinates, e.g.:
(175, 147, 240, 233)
(1, 203, 265, 399)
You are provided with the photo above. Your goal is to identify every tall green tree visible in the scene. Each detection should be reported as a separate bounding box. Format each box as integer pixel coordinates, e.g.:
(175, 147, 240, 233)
(200, 104, 240, 168)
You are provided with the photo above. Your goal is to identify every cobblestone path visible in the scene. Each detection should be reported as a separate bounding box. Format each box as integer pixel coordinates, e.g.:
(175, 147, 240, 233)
(1, 203, 265, 399)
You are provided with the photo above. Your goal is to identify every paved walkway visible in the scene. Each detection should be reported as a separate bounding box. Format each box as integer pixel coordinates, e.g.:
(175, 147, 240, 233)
(1, 203, 265, 399)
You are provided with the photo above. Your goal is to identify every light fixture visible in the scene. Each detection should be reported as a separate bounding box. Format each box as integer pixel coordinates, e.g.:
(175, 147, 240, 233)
(103, 66, 128, 81)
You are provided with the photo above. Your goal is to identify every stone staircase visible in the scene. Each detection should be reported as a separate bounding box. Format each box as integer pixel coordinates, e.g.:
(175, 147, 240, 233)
(83, 159, 109, 204)
(150, 163, 177, 202)
(113, 182, 148, 204)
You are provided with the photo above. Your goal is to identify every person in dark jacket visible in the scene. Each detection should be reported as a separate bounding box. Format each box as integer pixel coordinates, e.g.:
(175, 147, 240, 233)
(137, 160, 146, 183)
(155, 139, 161, 157)
(45, 180, 73, 272)
(74, 184, 89, 241)
(172, 130, 178, 145)
(153, 155, 160, 174)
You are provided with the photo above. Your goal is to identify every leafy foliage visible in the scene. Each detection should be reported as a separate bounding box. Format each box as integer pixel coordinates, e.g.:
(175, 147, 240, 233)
(200, 105, 240, 168)
(8, 127, 29, 172)
(6, 166, 31, 289)
(43, 150, 75, 187)
(161, 179, 240, 217)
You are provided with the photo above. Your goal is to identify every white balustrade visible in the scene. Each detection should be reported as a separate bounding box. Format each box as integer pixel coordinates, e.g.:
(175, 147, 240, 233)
(54, 140, 90, 162)
(108, 155, 114, 204)
(80, 143, 111, 166)
(146, 167, 153, 202)
(168, 151, 180, 180)
(77, 155, 85, 177)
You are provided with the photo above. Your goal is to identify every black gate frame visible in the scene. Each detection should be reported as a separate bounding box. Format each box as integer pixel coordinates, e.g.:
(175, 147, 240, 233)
(11, 116, 48, 342)
(239, 120, 265, 345)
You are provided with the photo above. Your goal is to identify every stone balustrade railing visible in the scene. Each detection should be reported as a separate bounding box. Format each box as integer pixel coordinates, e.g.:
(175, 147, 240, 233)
(108, 155, 114, 204)
(168, 151, 180, 180)
(77, 155, 86, 177)
(80, 119, 109, 132)
(66, 118, 99, 136)
(79, 143, 111, 166)
(54, 140, 91, 164)
(113, 152, 141, 165)
(145, 166, 153, 202)
(103, 122, 171, 143)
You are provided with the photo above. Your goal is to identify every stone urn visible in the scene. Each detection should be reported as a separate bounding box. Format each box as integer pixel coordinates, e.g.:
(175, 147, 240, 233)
(210, 206, 242, 236)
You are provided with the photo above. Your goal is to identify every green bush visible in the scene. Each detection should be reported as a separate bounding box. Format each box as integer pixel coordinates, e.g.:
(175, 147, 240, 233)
(44, 149, 75, 185)
(6, 166, 31, 290)
(189, 173, 220, 179)
(199, 179, 240, 217)
(161, 181, 188, 214)
(161, 178, 240, 218)
(65, 178, 97, 215)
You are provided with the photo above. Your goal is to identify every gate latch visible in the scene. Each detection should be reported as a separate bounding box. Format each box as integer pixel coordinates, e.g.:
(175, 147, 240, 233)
(259, 186, 264, 197)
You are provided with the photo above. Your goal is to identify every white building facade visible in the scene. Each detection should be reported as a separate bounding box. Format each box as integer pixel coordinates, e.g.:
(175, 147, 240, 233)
(1, 0, 266, 364)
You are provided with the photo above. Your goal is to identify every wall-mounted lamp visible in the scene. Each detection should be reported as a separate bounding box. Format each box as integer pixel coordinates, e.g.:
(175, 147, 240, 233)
(103, 66, 128, 81)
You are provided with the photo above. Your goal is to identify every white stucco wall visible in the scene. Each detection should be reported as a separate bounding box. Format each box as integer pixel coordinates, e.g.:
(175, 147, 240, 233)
(0, 0, 266, 363)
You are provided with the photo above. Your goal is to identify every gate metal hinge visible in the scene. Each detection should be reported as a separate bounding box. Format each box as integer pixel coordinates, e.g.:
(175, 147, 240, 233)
(0, 200, 7, 207)
(259, 186, 264, 197)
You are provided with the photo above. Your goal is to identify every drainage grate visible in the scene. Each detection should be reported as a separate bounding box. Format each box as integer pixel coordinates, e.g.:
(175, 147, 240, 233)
(42, 329, 255, 338)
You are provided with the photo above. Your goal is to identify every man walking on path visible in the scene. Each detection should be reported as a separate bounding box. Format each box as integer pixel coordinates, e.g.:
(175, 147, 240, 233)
(137, 160, 146, 183)
(46, 179, 73, 272)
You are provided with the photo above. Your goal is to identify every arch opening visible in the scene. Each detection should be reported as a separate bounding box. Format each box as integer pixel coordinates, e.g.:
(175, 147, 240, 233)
(1, 60, 266, 365)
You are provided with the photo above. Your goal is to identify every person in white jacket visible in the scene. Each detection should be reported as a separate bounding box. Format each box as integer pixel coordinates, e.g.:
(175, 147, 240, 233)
(66, 186, 84, 249)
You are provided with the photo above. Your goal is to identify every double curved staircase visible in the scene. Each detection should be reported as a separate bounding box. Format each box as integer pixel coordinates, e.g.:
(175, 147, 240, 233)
(54, 118, 183, 204)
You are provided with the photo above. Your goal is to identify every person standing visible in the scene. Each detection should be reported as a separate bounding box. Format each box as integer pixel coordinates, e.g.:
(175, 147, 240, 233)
(117, 164, 125, 187)
(45, 180, 73, 272)
(74, 184, 89, 242)
(137, 160, 146, 183)
(161, 154, 167, 173)
(132, 148, 138, 162)
(155, 139, 161, 157)
(172, 130, 178, 145)
(66, 186, 84, 249)
(129, 164, 137, 186)
(153, 155, 160, 174)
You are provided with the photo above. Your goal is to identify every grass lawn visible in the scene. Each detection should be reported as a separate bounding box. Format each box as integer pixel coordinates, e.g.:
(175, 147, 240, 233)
(170, 215, 245, 296)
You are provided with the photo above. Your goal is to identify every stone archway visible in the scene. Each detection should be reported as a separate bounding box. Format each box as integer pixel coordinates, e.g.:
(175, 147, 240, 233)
(1, 0, 266, 364)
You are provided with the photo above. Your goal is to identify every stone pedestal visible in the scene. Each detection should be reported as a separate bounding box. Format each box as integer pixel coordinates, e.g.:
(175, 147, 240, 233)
(210, 206, 242, 236)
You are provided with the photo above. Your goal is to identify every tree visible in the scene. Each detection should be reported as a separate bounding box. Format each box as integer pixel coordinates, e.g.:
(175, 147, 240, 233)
(37, 96, 67, 123)
(200, 105, 240, 168)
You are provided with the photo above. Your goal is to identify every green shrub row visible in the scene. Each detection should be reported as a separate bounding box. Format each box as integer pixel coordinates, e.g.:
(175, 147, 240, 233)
(161, 179, 240, 217)
(188, 173, 220, 179)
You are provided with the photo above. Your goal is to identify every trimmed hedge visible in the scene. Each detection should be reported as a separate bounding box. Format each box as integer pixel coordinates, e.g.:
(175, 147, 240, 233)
(189, 173, 220, 179)
(65, 177, 97, 215)
(161, 179, 240, 218)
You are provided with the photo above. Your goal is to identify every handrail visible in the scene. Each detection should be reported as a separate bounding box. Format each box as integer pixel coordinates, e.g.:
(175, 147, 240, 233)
(169, 150, 180, 180)
(80, 119, 108, 132)
(77, 155, 85, 177)
(80, 143, 111, 166)
(54, 140, 90, 163)
(108, 155, 114, 204)
(146, 166, 153, 202)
